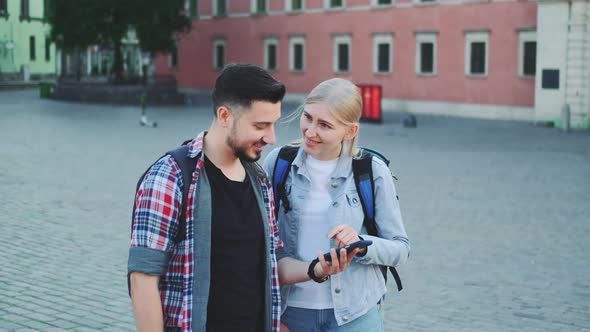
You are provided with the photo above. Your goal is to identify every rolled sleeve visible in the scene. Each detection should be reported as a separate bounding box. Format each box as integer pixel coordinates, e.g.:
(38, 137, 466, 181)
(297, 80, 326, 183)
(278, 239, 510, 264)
(128, 246, 172, 275)
(131, 155, 183, 251)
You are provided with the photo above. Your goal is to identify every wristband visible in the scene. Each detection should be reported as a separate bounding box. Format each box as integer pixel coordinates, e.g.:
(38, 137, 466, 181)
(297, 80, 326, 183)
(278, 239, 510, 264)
(307, 258, 329, 283)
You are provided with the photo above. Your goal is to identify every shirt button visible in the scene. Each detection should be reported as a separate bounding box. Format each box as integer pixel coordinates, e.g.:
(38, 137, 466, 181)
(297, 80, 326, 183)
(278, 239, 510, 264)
(331, 181, 339, 188)
(332, 202, 339, 207)
(342, 315, 349, 321)
(334, 288, 341, 294)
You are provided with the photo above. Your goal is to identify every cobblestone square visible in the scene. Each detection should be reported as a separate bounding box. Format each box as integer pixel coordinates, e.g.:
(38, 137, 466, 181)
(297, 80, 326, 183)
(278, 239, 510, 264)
(1, 90, 589, 331)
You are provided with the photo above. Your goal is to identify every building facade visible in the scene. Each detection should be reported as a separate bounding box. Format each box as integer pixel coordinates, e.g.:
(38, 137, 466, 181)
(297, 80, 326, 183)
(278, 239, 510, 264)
(152, 0, 588, 128)
(0, 0, 57, 79)
(535, 0, 590, 129)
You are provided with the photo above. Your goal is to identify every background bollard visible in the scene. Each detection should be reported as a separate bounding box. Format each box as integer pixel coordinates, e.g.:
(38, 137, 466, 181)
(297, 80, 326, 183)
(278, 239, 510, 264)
(403, 114, 417, 128)
(561, 104, 570, 132)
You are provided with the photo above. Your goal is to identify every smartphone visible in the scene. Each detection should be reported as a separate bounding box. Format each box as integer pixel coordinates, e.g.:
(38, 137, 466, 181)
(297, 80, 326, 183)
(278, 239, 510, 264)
(322, 240, 373, 262)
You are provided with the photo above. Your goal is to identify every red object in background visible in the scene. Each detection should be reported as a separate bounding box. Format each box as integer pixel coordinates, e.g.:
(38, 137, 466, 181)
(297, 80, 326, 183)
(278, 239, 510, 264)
(357, 84, 382, 123)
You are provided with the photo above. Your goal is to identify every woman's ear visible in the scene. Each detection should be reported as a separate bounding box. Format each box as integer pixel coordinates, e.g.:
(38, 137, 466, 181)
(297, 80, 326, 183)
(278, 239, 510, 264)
(343, 123, 359, 141)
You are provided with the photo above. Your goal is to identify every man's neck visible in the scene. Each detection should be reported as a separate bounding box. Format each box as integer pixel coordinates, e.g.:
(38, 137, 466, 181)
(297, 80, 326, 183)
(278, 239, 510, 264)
(203, 128, 246, 182)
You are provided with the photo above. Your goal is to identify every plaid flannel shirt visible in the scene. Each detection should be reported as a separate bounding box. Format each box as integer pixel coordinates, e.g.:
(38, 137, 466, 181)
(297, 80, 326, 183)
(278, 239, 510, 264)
(130, 132, 283, 332)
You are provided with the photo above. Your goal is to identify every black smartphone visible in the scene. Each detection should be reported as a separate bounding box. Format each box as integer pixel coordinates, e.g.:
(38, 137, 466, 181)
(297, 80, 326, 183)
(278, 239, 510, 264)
(322, 240, 373, 262)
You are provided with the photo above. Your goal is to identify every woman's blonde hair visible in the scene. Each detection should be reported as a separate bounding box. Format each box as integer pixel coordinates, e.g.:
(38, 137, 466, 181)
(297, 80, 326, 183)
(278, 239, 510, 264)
(304, 78, 362, 156)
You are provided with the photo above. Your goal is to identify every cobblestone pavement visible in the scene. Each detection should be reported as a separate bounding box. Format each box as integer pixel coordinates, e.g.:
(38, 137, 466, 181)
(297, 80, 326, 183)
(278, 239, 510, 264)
(1, 90, 589, 332)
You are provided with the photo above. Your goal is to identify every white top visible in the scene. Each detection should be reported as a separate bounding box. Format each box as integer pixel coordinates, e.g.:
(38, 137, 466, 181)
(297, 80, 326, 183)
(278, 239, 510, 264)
(286, 155, 338, 309)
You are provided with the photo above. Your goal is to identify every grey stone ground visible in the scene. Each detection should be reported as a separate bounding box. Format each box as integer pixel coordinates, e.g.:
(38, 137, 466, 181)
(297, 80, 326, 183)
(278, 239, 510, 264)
(1, 89, 589, 332)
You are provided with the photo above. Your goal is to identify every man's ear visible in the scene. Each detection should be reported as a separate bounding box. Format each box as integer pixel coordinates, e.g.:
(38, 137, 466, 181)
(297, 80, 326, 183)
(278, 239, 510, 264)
(217, 106, 232, 128)
(343, 123, 359, 141)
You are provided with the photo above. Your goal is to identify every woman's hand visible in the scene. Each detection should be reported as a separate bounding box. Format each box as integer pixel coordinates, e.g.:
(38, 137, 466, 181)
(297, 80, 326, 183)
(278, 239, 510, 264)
(328, 224, 361, 247)
(328, 224, 367, 256)
(313, 246, 359, 279)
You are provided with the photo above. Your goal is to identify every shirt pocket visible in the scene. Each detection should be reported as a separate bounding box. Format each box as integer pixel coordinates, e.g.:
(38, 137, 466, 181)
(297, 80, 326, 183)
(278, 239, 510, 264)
(345, 191, 365, 231)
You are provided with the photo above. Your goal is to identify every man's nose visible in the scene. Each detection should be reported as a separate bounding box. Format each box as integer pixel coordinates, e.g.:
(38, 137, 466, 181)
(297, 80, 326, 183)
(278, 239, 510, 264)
(263, 126, 276, 145)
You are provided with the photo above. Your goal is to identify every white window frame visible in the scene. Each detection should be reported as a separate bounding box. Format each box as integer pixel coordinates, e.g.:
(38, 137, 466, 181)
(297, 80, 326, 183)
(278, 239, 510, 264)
(464, 31, 489, 77)
(415, 32, 437, 75)
(289, 36, 305, 72)
(251, 0, 268, 14)
(518, 30, 536, 77)
(325, 0, 345, 10)
(264, 37, 278, 71)
(186, 0, 199, 18)
(286, 0, 305, 11)
(373, 33, 393, 74)
(213, 0, 227, 16)
(333, 34, 351, 73)
(213, 39, 226, 70)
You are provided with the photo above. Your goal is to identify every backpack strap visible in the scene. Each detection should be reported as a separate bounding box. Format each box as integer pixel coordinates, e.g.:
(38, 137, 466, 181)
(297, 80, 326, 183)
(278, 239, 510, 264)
(352, 150, 403, 292)
(272, 145, 299, 218)
(167, 140, 198, 244)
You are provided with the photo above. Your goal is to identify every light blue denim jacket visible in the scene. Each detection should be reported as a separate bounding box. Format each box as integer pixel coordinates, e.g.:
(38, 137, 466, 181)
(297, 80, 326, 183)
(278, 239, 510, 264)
(262, 145, 410, 326)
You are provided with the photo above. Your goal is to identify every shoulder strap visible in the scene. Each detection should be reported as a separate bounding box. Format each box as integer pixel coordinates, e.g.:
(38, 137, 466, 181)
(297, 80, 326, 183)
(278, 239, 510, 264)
(272, 145, 299, 218)
(352, 149, 403, 292)
(167, 140, 198, 244)
(352, 151, 377, 234)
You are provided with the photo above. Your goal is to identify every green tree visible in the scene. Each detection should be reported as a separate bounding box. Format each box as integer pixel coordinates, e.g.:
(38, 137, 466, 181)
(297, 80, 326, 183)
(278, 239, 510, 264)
(47, 0, 191, 82)
(134, 0, 192, 56)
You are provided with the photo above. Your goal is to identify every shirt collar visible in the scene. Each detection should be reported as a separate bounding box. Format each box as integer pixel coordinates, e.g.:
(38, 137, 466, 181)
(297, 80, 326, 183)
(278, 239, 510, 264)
(187, 131, 206, 159)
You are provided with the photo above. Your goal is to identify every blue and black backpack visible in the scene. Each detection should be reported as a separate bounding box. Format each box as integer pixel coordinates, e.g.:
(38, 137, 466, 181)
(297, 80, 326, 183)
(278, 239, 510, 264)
(272, 145, 403, 292)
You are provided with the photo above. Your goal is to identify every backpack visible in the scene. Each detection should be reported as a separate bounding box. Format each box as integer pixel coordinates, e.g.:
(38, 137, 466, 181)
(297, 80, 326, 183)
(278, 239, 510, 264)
(272, 145, 403, 292)
(128, 139, 198, 296)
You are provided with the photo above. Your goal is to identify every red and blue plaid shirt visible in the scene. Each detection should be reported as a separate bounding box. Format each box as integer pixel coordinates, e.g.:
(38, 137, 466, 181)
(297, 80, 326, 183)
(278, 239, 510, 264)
(131, 132, 283, 332)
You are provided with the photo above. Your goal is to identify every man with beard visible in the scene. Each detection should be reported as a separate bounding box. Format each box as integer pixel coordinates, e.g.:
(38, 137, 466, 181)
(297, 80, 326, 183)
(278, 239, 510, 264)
(127, 64, 285, 332)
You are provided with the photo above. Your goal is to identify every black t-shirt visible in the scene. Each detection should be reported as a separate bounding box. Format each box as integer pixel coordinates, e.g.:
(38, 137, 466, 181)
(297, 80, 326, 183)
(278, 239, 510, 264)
(205, 157, 266, 332)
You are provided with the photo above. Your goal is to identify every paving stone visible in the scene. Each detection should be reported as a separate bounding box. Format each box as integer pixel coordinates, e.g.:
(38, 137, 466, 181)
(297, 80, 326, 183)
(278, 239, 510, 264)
(1, 89, 589, 331)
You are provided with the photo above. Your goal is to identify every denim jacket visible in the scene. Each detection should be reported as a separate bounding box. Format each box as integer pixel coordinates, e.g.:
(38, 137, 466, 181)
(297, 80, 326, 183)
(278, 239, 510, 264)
(262, 145, 410, 326)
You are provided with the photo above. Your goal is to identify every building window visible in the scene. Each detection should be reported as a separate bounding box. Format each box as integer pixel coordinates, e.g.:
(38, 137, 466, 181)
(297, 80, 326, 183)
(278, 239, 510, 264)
(465, 31, 489, 76)
(333, 35, 351, 73)
(374, 0, 392, 5)
(188, 0, 198, 18)
(45, 38, 51, 61)
(252, 0, 267, 14)
(289, 36, 305, 72)
(519, 31, 536, 77)
(213, 39, 225, 70)
(29, 36, 35, 61)
(43, 0, 50, 18)
(327, 0, 343, 9)
(0, 0, 7, 15)
(415, 32, 436, 75)
(21, 0, 29, 18)
(29, 36, 37, 61)
(213, 0, 226, 16)
(169, 43, 178, 68)
(373, 33, 392, 74)
(287, 0, 303, 11)
(264, 38, 278, 71)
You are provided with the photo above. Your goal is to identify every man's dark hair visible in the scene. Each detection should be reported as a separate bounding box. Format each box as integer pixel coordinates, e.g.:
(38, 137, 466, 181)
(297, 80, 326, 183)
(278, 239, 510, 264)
(212, 63, 286, 115)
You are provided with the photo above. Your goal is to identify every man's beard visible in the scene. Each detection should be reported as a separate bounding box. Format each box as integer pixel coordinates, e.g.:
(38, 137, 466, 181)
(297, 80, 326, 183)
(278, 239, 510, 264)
(226, 127, 263, 162)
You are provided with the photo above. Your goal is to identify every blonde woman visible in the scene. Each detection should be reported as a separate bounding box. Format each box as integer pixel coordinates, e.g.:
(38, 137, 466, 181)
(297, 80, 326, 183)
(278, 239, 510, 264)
(263, 78, 410, 332)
